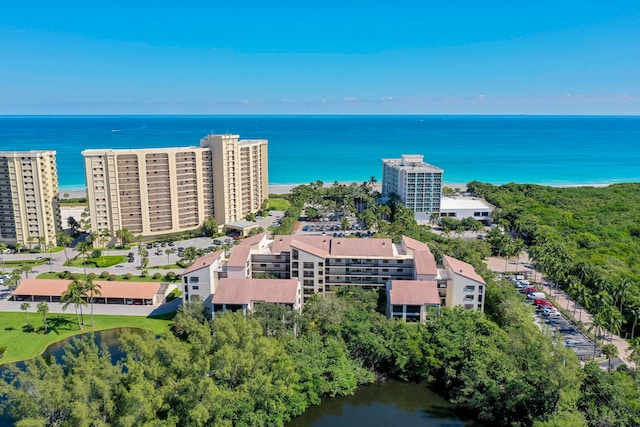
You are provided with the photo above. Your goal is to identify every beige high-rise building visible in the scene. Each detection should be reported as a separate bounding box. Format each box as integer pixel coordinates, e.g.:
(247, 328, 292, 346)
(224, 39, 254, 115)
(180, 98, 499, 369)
(0, 151, 62, 248)
(82, 134, 268, 239)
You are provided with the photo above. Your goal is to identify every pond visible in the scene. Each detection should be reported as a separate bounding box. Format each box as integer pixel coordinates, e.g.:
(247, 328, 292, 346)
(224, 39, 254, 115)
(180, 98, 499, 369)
(0, 328, 143, 427)
(1, 331, 478, 427)
(287, 380, 477, 427)
(39, 327, 145, 364)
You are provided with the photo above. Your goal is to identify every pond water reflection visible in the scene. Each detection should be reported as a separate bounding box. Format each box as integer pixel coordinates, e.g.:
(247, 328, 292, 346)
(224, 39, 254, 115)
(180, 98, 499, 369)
(287, 380, 477, 427)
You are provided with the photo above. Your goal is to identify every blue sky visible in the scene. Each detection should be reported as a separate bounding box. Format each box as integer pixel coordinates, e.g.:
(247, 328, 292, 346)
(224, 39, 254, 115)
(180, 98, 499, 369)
(1, 1, 639, 114)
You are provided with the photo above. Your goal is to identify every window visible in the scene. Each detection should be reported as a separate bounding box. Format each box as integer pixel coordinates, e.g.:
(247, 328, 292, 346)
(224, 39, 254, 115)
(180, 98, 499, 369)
(192, 285, 199, 290)
(189, 277, 199, 283)
(464, 295, 474, 301)
(474, 212, 481, 217)
(464, 285, 475, 292)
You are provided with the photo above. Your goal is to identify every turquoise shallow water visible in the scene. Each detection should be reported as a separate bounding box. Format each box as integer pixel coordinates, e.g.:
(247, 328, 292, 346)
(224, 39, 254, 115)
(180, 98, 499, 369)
(1, 115, 639, 190)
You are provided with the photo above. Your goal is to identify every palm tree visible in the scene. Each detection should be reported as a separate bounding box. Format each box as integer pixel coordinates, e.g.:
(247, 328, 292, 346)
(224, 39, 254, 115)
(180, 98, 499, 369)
(26, 235, 35, 251)
(589, 312, 607, 348)
(56, 232, 73, 263)
(76, 240, 92, 276)
(574, 284, 593, 323)
(21, 264, 34, 279)
(628, 304, 640, 340)
(101, 228, 112, 254)
(61, 280, 86, 330)
(20, 302, 31, 327)
(37, 302, 49, 333)
(84, 278, 102, 327)
(37, 236, 45, 252)
(165, 249, 172, 266)
(14, 242, 22, 254)
(0, 243, 6, 273)
(602, 344, 618, 372)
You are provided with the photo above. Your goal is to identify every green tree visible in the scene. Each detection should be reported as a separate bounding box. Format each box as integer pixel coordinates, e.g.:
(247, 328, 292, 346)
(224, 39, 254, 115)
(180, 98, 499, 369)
(0, 243, 5, 273)
(602, 344, 618, 372)
(61, 280, 87, 329)
(20, 302, 31, 328)
(37, 301, 49, 333)
(181, 246, 199, 264)
(84, 278, 102, 327)
(202, 216, 219, 237)
(76, 240, 92, 276)
(56, 232, 73, 263)
(165, 248, 172, 266)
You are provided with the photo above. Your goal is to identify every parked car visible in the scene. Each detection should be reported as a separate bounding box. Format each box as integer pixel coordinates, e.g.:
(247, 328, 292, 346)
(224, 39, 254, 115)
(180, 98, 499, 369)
(527, 292, 546, 300)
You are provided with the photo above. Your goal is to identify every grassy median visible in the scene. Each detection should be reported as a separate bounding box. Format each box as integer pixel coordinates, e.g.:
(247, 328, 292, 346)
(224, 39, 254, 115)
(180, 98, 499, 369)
(0, 311, 174, 365)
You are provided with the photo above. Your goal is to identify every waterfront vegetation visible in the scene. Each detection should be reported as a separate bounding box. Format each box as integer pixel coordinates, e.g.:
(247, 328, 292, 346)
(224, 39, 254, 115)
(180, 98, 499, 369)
(0, 312, 173, 365)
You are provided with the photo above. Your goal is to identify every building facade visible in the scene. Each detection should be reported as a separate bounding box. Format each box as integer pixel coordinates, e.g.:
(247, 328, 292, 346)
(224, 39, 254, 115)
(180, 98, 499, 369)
(0, 151, 61, 248)
(382, 154, 444, 221)
(82, 134, 268, 240)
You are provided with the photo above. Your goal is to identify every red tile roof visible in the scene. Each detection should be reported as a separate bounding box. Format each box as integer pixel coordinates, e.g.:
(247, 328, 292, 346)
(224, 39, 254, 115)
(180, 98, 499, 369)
(212, 278, 299, 305)
(388, 280, 440, 305)
(271, 236, 294, 254)
(402, 235, 431, 253)
(227, 246, 252, 268)
(443, 255, 486, 284)
(291, 237, 331, 258)
(14, 279, 161, 300)
(414, 250, 437, 276)
(329, 238, 394, 257)
(182, 250, 224, 275)
(238, 232, 267, 247)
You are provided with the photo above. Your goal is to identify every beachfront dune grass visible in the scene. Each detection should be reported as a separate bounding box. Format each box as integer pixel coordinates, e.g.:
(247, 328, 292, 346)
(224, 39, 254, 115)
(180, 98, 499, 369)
(0, 311, 174, 365)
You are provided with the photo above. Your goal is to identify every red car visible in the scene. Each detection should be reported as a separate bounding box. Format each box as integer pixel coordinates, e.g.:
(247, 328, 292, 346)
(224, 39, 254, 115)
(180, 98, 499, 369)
(520, 287, 539, 294)
(534, 299, 553, 307)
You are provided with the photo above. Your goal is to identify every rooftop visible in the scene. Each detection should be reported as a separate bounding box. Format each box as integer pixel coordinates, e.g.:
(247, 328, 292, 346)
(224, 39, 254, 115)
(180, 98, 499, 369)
(13, 279, 162, 300)
(440, 197, 494, 211)
(213, 278, 299, 305)
(388, 280, 440, 306)
(443, 255, 486, 284)
(183, 250, 225, 275)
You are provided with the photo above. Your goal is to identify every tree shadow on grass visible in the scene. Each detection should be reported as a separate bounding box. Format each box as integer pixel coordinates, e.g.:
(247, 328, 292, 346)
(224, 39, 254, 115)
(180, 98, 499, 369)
(5, 327, 15, 331)
(44, 316, 76, 335)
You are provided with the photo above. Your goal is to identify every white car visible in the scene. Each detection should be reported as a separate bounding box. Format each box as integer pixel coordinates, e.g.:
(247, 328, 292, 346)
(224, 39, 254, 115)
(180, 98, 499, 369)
(542, 307, 560, 317)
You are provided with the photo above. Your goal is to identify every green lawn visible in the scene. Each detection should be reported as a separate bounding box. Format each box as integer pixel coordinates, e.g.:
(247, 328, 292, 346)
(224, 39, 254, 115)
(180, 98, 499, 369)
(0, 311, 174, 365)
(268, 197, 291, 211)
(65, 255, 127, 268)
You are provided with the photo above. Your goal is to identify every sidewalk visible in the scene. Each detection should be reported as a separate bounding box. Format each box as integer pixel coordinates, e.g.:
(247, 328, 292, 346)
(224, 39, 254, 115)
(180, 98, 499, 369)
(488, 254, 634, 369)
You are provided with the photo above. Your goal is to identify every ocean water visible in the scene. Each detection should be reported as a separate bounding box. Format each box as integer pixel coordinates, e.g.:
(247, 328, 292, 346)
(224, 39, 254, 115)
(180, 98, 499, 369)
(1, 115, 639, 190)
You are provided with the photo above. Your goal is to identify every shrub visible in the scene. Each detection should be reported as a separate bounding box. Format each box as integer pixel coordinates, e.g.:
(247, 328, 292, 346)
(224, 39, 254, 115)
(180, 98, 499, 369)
(176, 260, 190, 269)
(100, 271, 110, 279)
(70, 273, 81, 280)
(91, 250, 102, 259)
(58, 270, 71, 279)
(166, 288, 183, 302)
(0, 346, 6, 358)
(166, 271, 176, 280)
(153, 273, 162, 280)
(124, 273, 133, 280)
(87, 273, 98, 280)
(108, 274, 117, 281)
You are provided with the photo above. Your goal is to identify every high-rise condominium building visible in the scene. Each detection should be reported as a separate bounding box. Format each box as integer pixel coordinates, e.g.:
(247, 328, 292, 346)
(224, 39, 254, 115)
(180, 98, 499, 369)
(0, 151, 61, 248)
(82, 134, 268, 239)
(382, 154, 444, 221)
